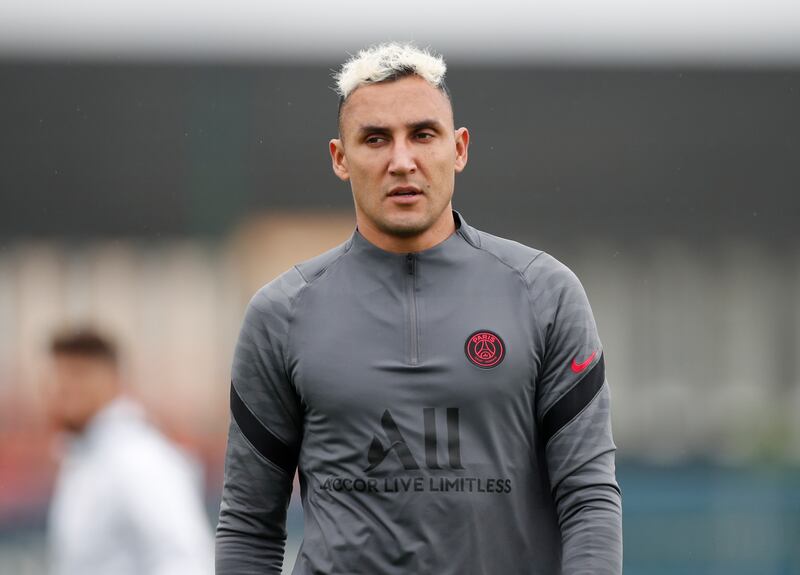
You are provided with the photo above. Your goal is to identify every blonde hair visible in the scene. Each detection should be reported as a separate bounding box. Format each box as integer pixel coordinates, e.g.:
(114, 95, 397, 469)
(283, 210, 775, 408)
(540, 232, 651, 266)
(333, 41, 448, 102)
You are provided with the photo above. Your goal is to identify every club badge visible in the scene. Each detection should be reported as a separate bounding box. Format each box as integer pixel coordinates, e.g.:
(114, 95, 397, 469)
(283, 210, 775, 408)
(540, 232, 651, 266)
(465, 330, 506, 369)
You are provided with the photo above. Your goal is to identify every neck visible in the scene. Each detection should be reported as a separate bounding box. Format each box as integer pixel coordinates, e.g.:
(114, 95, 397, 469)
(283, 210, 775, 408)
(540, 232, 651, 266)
(356, 208, 457, 254)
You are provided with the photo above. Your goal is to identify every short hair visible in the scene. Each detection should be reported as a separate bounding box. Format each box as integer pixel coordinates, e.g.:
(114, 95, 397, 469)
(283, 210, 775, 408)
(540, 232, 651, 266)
(50, 326, 118, 365)
(334, 41, 451, 127)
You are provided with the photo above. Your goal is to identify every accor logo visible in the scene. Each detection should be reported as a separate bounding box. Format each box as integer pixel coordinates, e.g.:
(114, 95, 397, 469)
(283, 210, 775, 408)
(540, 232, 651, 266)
(364, 408, 465, 472)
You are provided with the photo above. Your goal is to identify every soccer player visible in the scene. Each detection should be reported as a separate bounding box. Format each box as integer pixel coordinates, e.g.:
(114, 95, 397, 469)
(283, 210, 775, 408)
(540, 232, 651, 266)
(45, 327, 214, 575)
(216, 42, 622, 574)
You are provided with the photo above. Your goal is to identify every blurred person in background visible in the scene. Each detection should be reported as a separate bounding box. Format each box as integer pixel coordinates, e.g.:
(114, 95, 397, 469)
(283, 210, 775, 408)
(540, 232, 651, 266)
(44, 326, 214, 575)
(216, 41, 621, 574)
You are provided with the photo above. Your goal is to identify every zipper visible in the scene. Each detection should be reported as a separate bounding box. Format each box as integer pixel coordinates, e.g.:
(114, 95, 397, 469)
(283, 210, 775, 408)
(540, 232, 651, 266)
(406, 253, 419, 365)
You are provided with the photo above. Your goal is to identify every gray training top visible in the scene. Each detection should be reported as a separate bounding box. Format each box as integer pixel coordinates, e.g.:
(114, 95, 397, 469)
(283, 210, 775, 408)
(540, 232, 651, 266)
(216, 210, 622, 574)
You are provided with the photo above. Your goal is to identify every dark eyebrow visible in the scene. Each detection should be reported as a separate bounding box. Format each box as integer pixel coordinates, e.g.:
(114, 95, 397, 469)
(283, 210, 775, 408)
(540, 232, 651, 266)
(357, 119, 445, 136)
(357, 124, 391, 136)
(407, 119, 444, 132)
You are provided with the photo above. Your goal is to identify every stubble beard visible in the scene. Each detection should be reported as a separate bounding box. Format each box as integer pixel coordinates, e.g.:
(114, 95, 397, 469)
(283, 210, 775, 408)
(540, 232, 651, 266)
(354, 185, 452, 240)
(373, 212, 435, 238)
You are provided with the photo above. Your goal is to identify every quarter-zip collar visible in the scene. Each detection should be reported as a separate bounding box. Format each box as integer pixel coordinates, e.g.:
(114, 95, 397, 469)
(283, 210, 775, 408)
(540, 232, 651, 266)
(344, 210, 480, 366)
(346, 209, 480, 261)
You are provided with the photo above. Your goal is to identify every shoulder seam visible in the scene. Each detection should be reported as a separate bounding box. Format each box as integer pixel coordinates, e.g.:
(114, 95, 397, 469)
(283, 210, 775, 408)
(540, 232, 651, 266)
(468, 243, 534, 291)
(284, 271, 308, 388)
(465, 236, 542, 384)
(252, 267, 310, 423)
(522, 250, 547, 275)
(293, 241, 352, 284)
(471, 231, 540, 276)
(521, 250, 569, 359)
(286, 244, 351, 378)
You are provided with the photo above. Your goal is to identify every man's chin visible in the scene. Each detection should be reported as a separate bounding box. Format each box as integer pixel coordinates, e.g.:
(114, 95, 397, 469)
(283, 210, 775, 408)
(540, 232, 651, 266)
(376, 216, 431, 238)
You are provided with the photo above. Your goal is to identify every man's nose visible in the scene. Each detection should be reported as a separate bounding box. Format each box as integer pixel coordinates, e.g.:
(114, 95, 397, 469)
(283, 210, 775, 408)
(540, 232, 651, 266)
(388, 140, 417, 175)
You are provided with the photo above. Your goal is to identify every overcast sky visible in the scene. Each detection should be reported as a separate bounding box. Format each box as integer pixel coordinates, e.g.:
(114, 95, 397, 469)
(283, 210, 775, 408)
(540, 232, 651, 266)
(1, 0, 799, 63)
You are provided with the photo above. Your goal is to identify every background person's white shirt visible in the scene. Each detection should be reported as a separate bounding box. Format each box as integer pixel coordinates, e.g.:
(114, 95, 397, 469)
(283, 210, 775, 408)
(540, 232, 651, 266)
(47, 396, 214, 575)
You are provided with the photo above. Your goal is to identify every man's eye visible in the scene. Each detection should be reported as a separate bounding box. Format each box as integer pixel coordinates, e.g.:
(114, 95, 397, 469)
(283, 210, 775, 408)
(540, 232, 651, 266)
(416, 132, 434, 140)
(366, 136, 386, 144)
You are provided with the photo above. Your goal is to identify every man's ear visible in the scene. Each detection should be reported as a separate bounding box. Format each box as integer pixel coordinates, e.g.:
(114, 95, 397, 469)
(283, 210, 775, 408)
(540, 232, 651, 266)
(330, 138, 350, 181)
(454, 127, 469, 173)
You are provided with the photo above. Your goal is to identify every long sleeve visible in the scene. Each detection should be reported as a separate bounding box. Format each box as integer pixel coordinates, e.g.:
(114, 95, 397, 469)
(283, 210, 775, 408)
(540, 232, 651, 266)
(216, 269, 306, 574)
(526, 253, 623, 575)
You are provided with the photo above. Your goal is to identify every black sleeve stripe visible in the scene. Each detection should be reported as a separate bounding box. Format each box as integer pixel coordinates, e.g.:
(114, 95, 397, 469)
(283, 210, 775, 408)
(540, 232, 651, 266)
(230, 381, 299, 475)
(541, 354, 605, 446)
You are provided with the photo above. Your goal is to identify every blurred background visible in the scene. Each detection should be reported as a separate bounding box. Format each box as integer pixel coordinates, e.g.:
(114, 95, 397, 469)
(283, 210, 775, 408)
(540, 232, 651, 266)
(1, 1, 799, 573)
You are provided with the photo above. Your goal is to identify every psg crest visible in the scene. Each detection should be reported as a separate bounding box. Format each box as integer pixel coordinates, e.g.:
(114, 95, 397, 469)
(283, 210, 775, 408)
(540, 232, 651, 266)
(464, 330, 506, 369)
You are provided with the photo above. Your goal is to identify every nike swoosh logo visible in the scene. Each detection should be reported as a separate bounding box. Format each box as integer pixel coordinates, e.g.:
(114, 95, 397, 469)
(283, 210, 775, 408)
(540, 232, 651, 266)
(571, 350, 597, 373)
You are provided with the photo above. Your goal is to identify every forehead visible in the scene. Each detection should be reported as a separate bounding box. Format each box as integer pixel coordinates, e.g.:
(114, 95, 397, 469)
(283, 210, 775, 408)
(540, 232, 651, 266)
(339, 75, 453, 133)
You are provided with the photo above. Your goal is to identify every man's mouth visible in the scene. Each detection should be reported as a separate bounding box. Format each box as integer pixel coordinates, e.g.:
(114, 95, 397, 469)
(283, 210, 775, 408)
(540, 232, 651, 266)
(388, 186, 422, 197)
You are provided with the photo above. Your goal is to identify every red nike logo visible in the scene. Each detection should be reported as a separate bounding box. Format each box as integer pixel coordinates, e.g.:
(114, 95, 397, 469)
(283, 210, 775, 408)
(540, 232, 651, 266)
(571, 350, 597, 373)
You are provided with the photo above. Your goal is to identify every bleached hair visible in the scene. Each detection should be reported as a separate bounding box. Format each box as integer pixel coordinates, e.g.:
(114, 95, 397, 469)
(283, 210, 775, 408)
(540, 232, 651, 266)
(334, 42, 448, 102)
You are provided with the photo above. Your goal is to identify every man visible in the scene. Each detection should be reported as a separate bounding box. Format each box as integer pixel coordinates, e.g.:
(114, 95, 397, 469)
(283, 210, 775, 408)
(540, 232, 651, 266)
(45, 327, 214, 575)
(216, 42, 622, 574)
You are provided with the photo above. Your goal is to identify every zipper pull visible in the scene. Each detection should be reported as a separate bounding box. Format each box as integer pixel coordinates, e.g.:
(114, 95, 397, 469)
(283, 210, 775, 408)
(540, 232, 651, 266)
(406, 253, 415, 275)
